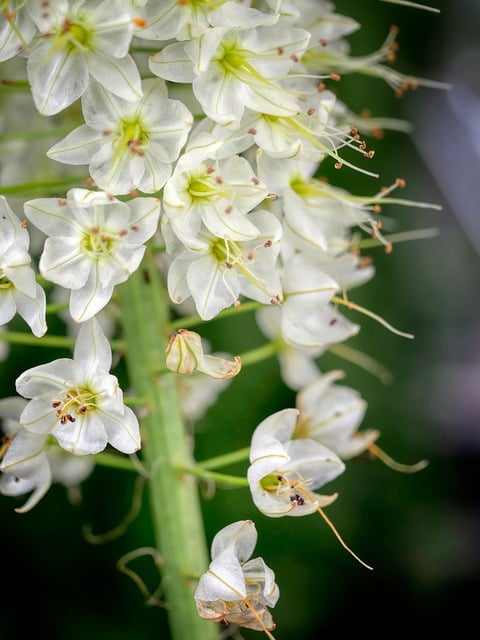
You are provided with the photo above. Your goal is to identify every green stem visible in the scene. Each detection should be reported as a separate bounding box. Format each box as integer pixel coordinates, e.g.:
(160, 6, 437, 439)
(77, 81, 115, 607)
(116, 252, 216, 640)
(179, 465, 249, 488)
(198, 447, 251, 470)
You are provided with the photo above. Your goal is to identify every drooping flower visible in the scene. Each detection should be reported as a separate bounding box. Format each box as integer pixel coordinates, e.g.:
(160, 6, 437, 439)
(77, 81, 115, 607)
(247, 408, 344, 518)
(195, 519, 279, 638)
(25, 0, 142, 115)
(0, 195, 47, 337)
(247, 407, 372, 568)
(24, 188, 160, 322)
(47, 78, 193, 196)
(15, 317, 141, 455)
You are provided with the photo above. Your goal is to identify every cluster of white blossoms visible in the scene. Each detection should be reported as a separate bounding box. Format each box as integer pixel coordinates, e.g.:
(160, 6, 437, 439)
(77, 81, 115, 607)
(0, 0, 440, 637)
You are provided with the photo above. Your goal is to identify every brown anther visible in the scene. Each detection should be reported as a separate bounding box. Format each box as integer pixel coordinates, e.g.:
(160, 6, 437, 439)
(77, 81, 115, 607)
(5, 11, 15, 20)
(359, 256, 373, 269)
(52, 400, 61, 408)
(307, 107, 315, 116)
(224, 205, 233, 214)
(329, 317, 338, 325)
(119, 229, 128, 236)
(247, 127, 257, 135)
(329, 73, 341, 81)
(317, 82, 326, 92)
(107, 193, 115, 201)
(364, 150, 375, 158)
(215, 176, 223, 184)
(385, 242, 393, 254)
(290, 54, 299, 63)
(225, 262, 233, 269)
(247, 250, 254, 260)
(79, 406, 88, 414)
(85, 177, 95, 187)
(129, 189, 139, 198)
(66, 414, 76, 423)
(387, 51, 396, 63)
(131, 225, 139, 232)
(277, 46, 284, 55)
(319, 38, 328, 47)
(251, 177, 260, 185)
(133, 17, 146, 27)
(359, 140, 367, 150)
(396, 178, 406, 188)
(372, 127, 384, 139)
(264, 239, 272, 248)
(334, 161, 343, 170)
(373, 204, 382, 214)
(21, 219, 28, 229)
(206, 165, 215, 174)
(58, 198, 67, 206)
(102, 130, 112, 136)
(234, 300, 241, 310)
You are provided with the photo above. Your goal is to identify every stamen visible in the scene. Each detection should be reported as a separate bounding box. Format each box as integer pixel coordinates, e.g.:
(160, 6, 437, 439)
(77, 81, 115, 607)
(368, 442, 429, 473)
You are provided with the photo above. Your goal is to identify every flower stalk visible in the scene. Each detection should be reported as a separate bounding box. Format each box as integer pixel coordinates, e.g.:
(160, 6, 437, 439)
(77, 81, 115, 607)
(116, 251, 216, 640)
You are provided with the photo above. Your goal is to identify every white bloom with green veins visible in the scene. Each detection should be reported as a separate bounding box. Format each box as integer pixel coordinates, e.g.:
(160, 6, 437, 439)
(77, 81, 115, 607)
(24, 188, 160, 322)
(15, 318, 141, 455)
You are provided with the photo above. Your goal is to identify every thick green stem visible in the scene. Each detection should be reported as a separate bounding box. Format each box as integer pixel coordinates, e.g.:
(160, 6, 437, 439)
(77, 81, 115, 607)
(116, 253, 217, 640)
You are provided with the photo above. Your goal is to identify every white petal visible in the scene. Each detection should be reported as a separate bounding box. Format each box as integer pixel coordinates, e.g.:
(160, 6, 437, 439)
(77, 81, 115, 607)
(88, 53, 142, 102)
(101, 405, 141, 453)
(74, 317, 112, 372)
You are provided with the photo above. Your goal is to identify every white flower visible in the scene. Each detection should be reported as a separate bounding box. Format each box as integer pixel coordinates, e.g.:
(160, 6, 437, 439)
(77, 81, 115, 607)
(295, 371, 380, 459)
(247, 408, 344, 517)
(24, 188, 160, 322)
(278, 253, 359, 349)
(164, 208, 282, 321)
(195, 519, 279, 637)
(150, 5, 308, 125)
(0, 196, 47, 337)
(47, 78, 193, 195)
(15, 317, 141, 455)
(163, 143, 269, 249)
(26, 0, 142, 115)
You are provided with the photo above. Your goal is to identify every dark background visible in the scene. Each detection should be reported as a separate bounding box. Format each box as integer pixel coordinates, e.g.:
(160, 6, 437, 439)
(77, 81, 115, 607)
(1, 1, 478, 638)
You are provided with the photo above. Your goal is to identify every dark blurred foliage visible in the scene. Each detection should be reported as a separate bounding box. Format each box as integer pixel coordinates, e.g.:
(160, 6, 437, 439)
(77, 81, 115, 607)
(1, 1, 478, 639)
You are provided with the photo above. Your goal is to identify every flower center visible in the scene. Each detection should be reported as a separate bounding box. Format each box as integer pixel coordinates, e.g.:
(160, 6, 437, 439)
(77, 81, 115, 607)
(0, 273, 12, 289)
(115, 116, 149, 158)
(81, 226, 116, 258)
(56, 16, 93, 53)
(260, 473, 309, 507)
(52, 385, 99, 425)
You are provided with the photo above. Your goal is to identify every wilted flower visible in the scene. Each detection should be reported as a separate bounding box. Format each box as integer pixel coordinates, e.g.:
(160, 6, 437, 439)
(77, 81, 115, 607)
(195, 519, 279, 638)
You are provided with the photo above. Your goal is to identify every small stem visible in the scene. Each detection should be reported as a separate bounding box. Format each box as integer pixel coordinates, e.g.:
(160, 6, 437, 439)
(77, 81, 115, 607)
(238, 341, 278, 367)
(168, 300, 260, 331)
(179, 465, 250, 488)
(198, 447, 251, 470)
(328, 342, 394, 385)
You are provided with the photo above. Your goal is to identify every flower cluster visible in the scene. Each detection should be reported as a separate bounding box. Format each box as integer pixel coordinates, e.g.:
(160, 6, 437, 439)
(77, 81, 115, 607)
(0, 1, 440, 638)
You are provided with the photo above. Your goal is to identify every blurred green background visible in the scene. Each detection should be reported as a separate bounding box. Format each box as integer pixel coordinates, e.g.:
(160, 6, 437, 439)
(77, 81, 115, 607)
(1, 1, 478, 638)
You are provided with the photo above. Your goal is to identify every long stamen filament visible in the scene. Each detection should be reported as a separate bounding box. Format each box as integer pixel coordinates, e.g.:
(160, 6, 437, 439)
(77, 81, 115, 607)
(368, 442, 429, 473)
(317, 507, 373, 570)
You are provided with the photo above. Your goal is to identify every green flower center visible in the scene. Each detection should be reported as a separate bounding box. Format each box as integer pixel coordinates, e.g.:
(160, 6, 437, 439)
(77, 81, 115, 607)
(57, 16, 93, 53)
(0, 274, 12, 289)
(81, 226, 116, 258)
(114, 115, 149, 158)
